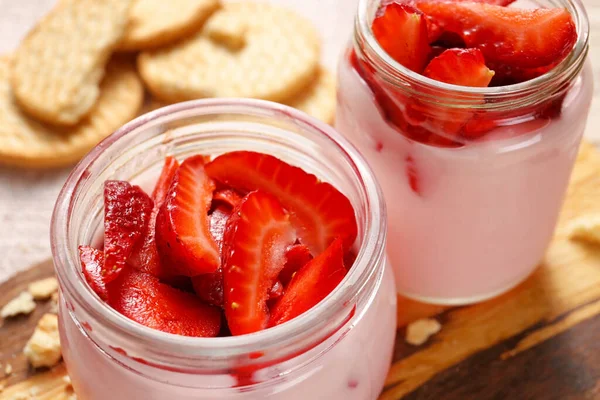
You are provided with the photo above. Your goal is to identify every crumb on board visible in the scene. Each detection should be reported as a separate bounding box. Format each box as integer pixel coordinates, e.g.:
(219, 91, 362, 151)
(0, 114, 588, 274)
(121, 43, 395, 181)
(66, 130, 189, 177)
(406, 318, 442, 346)
(568, 215, 600, 244)
(24, 313, 62, 368)
(1, 292, 36, 318)
(28, 277, 59, 300)
(50, 292, 59, 314)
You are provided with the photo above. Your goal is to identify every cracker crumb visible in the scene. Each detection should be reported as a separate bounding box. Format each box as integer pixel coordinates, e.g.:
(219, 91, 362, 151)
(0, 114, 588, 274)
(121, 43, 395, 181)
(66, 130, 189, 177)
(63, 375, 72, 385)
(50, 292, 59, 314)
(568, 215, 600, 244)
(5, 363, 12, 375)
(406, 318, 442, 346)
(1, 292, 36, 318)
(28, 277, 59, 300)
(23, 314, 62, 368)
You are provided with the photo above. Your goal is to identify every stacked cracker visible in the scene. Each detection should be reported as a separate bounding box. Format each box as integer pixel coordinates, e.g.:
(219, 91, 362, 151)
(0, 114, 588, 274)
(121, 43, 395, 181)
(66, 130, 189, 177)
(2, 0, 336, 169)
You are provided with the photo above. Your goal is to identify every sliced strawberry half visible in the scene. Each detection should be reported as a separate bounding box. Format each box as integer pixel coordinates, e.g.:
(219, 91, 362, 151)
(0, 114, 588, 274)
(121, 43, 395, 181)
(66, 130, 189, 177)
(79, 245, 109, 301)
(129, 156, 179, 278)
(269, 238, 347, 327)
(206, 152, 357, 255)
(424, 48, 494, 87)
(223, 190, 296, 336)
(190, 205, 232, 307)
(109, 268, 222, 337)
(417, 2, 576, 69)
(372, 2, 431, 73)
(155, 155, 220, 277)
(280, 244, 313, 286)
(104, 181, 153, 283)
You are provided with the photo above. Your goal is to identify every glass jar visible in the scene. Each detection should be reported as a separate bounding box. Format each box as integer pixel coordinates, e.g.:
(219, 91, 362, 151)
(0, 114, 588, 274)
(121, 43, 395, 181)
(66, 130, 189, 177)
(51, 99, 397, 400)
(336, 0, 592, 305)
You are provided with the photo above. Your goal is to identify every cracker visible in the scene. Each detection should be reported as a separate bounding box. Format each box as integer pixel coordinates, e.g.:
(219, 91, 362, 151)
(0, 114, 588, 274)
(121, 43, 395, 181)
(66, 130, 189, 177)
(285, 67, 336, 125)
(12, 0, 133, 126)
(118, 0, 220, 51)
(138, 2, 320, 103)
(0, 57, 143, 168)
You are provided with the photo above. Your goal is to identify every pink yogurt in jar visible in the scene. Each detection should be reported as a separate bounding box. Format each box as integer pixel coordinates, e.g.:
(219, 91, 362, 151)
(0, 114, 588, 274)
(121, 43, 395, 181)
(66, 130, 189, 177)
(336, 0, 592, 304)
(51, 100, 397, 400)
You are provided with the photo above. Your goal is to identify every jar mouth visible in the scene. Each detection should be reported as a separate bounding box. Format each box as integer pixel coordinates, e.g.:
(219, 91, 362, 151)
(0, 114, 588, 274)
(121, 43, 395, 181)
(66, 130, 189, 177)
(50, 99, 387, 369)
(356, 0, 590, 99)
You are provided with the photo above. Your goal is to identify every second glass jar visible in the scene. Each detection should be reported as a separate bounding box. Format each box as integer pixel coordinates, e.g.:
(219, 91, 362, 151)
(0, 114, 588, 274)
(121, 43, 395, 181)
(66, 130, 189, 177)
(336, 0, 592, 304)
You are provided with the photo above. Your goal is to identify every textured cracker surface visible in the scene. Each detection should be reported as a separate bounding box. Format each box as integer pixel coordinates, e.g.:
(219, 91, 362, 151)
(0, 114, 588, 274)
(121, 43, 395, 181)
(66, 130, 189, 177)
(118, 0, 220, 51)
(138, 2, 320, 103)
(0, 57, 143, 168)
(285, 67, 336, 124)
(11, 0, 132, 126)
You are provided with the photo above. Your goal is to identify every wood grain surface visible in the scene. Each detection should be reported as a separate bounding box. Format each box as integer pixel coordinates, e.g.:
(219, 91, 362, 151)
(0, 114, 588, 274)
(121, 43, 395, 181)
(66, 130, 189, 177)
(1, 142, 599, 399)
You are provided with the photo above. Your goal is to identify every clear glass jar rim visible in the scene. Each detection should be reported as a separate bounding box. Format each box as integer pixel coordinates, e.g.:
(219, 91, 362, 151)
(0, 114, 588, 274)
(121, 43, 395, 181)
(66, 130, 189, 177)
(50, 98, 387, 363)
(356, 0, 590, 97)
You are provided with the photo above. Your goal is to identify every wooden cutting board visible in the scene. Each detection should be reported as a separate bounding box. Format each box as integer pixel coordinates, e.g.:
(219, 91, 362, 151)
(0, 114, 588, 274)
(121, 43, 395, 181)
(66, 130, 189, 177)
(1, 142, 600, 400)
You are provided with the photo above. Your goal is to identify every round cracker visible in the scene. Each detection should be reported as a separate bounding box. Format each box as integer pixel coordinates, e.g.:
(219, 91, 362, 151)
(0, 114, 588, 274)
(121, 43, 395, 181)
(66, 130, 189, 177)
(285, 67, 336, 125)
(138, 2, 320, 103)
(0, 57, 143, 168)
(117, 0, 220, 51)
(11, 0, 133, 127)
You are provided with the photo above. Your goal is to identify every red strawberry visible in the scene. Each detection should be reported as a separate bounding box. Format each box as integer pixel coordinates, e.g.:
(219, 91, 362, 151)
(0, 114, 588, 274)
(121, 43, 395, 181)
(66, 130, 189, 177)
(129, 157, 179, 278)
(424, 48, 494, 87)
(212, 189, 243, 209)
(223, 191, 296, 335)
(109, 268, 222, 337)
(79, 245, 109, 300)
(155, 155, 220, 277)
(372, 2, 431, 72)
(152, 156, 179, 203)
(190, 205, 232, 307)
(489, 62, 558, 86)
(416, 2, 576, 69)
(206, 152, 357, 255)
(104, 181, 153, 283)
(269, 238, 347, 327)
(280, 244, 313, 286)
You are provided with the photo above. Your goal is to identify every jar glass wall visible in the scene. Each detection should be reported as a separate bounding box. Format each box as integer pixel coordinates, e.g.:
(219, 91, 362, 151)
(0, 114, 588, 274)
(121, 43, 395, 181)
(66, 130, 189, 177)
(51, 99, 397, 400)
(336, 0, 592, 304)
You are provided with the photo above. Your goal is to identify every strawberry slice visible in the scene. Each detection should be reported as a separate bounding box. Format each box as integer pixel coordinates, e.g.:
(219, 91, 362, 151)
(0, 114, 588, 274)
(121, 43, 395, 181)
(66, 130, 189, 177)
(416, 2, 576, 69)
(223, 190, 296, 336)
(206, 152, 357, 255)
(152, 156, 180, 203)
(129, 156, 179, 278)
(212, 189, 243, 209)
(372, 2, 431, 72)
(424, 48, 494, 87)
(109, 268, 222, 337)
(269, 238, 347, 327)
(191, 205, 232, 307)
(155, 155, 220, 277)
(104, 181, 153, 283)
(79, 245, 109, 300)
(280, 244, 313, 286)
